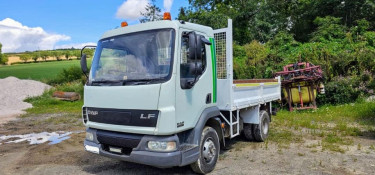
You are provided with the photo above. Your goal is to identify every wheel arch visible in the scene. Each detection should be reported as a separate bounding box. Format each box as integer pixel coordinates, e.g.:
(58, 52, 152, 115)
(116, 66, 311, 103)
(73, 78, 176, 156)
(178, 106, 223, 167)
(260, 102, 272, 122)
(183, 106, 224, 146)
(205, 117, 225, 147)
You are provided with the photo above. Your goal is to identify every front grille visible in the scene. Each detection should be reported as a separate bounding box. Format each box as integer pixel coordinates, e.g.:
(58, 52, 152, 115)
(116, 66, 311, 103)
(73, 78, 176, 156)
(87, 107, 159, 127)
(97, 130, 143, 149)
(82, 107, 88, 124)
(89, 111, 131, 125)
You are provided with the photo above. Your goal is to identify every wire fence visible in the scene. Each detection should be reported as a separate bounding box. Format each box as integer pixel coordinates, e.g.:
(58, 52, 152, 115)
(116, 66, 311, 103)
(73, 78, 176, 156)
(214, 32, 227, 79)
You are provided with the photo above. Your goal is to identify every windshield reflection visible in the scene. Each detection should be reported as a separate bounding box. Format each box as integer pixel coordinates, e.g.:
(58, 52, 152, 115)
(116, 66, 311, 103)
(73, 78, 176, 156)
(90, 29, 175, 86)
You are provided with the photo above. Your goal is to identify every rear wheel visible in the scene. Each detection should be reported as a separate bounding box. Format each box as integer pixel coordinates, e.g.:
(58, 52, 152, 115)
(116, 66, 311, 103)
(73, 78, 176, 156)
(253, 110, 270, 142)
(190, 126, 220, 174)
(243, 124, 254, 141)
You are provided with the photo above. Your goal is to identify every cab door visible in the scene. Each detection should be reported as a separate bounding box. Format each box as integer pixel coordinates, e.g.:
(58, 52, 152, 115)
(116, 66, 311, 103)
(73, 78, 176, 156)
(175, 30, 214, 131)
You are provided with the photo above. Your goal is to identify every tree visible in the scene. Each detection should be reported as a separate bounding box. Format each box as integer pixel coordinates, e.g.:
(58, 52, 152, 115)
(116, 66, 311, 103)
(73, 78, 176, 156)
(178, 0, 287, 44)
(57, 51, 65, 61)
(51, 51, 64, 61)
(180, 0, 375, 43)
(40, 51, 49, 61)
(19, 54, 31, 63)
(73, 50, 81, 60)
(0, 43, 9, 65)
(0, 43, 5, 64)
(31, 52, 40, 62)
(51, 51, 59, 61)
(64, 51, 71, 60)
(83, 49, 94, 58)
(310, 16, 347, 42)
(139, 0, 162, 23)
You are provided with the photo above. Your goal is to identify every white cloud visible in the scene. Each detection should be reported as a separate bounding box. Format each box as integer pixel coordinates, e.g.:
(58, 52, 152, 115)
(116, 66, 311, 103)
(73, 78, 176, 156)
(116, 0, 150, 20)
(55, 42, 97, 50)
(163, 0, 174, 12)
(0, 18, 70, 53)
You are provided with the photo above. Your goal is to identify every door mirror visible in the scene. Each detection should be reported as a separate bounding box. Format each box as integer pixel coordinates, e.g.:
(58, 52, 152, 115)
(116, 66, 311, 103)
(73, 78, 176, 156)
(80, 54, 88, 74)
(186, 62, 203, 76)
(180, 32, 209, 89)
(80, 45, 96, 79)
(196, 35, 202, 60)
(181, 62, 203, 89)
(187, 32, 197, 61)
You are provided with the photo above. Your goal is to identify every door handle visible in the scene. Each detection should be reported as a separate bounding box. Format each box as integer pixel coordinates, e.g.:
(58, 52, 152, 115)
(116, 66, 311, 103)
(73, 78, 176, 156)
(206, 93, 212, 104)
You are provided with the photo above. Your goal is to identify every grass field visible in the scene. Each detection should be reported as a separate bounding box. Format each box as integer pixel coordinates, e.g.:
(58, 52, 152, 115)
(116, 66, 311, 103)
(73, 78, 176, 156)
(268, 101, 375, 152)
(0, 60, 81, 81)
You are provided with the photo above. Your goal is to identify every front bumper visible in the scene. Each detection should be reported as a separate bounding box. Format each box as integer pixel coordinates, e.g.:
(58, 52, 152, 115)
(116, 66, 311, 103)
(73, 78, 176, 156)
(84, 128, 199, 168)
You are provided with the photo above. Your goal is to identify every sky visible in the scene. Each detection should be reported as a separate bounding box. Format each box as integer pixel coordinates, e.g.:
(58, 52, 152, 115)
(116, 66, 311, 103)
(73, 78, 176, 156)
(0, 0, 189, 53)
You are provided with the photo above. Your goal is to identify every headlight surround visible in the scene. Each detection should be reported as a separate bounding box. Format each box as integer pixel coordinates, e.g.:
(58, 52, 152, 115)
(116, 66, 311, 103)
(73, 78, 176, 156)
(86, 132, 94, 141)
(147, 141, 177, 152)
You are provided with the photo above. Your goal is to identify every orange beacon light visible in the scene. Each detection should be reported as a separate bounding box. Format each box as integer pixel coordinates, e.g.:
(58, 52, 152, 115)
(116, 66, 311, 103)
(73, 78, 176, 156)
(163, 12, 171, 20)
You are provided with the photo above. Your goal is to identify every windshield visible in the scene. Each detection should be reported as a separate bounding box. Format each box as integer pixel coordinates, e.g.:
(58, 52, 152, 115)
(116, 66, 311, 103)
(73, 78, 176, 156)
(89, 29, 175, 86)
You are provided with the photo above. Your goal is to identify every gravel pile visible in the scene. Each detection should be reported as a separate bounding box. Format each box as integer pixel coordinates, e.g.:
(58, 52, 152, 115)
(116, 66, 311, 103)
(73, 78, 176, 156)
(0, 77, 51, 124)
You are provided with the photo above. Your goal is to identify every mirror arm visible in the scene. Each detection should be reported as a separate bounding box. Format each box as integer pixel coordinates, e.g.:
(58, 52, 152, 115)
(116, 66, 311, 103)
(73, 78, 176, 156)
(80, 45, 97, 58)
(193, 33, 199, 86)
(201, 37, 211, 45)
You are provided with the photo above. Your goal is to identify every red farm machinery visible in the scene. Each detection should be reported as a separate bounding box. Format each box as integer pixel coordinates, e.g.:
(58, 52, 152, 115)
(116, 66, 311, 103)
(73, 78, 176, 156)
(275, 62, 324, 111)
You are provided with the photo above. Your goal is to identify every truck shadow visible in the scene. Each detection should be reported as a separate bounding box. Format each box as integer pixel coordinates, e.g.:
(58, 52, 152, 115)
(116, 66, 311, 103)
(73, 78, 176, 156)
(82, 159, 196, 174)
(81, 136, 252, 175)
(219, 135, 262, 154)
(358, 130, 375, 140)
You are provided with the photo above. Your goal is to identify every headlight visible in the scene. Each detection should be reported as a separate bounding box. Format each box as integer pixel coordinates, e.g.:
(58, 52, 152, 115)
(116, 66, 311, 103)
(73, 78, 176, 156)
(85, 145, 99, 154)
(147, 141, 176, 152)
(86, 132, 94, 141)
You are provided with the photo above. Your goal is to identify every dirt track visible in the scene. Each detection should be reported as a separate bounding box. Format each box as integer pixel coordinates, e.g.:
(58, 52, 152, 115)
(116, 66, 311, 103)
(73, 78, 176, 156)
(0, 114, 374, 175)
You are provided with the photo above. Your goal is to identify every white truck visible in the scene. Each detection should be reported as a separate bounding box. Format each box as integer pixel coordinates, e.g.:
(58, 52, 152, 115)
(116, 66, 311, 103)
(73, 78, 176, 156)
(81, 16, 281, 174)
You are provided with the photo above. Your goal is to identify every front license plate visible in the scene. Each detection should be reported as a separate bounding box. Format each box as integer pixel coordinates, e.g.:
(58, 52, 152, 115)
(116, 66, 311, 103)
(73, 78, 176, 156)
(109, 147, 122, 154)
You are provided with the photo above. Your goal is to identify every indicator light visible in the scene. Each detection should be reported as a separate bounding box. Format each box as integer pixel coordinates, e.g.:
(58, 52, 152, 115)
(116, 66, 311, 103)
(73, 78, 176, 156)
(121, 21, 128, 27)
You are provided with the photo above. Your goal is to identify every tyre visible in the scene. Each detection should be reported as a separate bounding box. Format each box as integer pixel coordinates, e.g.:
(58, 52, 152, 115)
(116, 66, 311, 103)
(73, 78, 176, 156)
(253, 110, 270, 142)
(190, 126, 220, 174)
(243, 124, 254, 141)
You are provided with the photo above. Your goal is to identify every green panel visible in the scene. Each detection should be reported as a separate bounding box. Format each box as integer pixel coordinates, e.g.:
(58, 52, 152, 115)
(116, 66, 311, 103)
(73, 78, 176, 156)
(209, 38, 217, 103)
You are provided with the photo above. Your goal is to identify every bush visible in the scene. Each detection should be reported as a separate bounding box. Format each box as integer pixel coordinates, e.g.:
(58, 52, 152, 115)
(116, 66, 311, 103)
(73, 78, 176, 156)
(0, 55, 8, 65)
(367, 79, 375, 91)
(47, 66, 85, 85)
(55, 81, 84, 96)
(318, 76, 361, 104)
(233, 41, 271, 79)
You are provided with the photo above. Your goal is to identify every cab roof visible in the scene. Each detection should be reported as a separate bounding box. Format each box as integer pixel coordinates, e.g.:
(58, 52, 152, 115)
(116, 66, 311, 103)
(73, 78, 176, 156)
(101, 20, 214, 40)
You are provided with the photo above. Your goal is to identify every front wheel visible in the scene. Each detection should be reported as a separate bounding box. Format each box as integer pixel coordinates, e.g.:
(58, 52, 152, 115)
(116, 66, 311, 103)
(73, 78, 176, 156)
(190, 126, 220, 174)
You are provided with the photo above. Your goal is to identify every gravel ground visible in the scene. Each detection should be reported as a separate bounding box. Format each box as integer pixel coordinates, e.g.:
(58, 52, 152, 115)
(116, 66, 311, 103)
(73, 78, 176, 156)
(0, 77, 50, 124)
(0, 131, 374, 175)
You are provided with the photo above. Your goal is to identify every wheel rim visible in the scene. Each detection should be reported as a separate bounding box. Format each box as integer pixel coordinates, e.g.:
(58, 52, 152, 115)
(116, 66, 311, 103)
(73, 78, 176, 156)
(202, 137, 216, 163)
(262, 117, 269, 135)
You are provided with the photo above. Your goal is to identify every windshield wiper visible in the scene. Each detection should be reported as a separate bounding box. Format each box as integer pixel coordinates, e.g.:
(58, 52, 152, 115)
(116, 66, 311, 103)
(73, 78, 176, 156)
(123, 79, 157, 85)
(91, 79, 161, 86)
(91, 80, 123, 85)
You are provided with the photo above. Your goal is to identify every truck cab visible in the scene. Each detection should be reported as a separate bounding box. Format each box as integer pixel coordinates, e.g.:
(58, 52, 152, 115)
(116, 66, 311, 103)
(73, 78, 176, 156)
(81, 16, 281, 174)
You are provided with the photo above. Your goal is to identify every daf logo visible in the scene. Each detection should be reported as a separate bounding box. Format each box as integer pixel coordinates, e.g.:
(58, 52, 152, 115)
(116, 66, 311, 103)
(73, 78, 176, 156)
(140, 114, 155, 119)
(87, 110, 98, 115)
